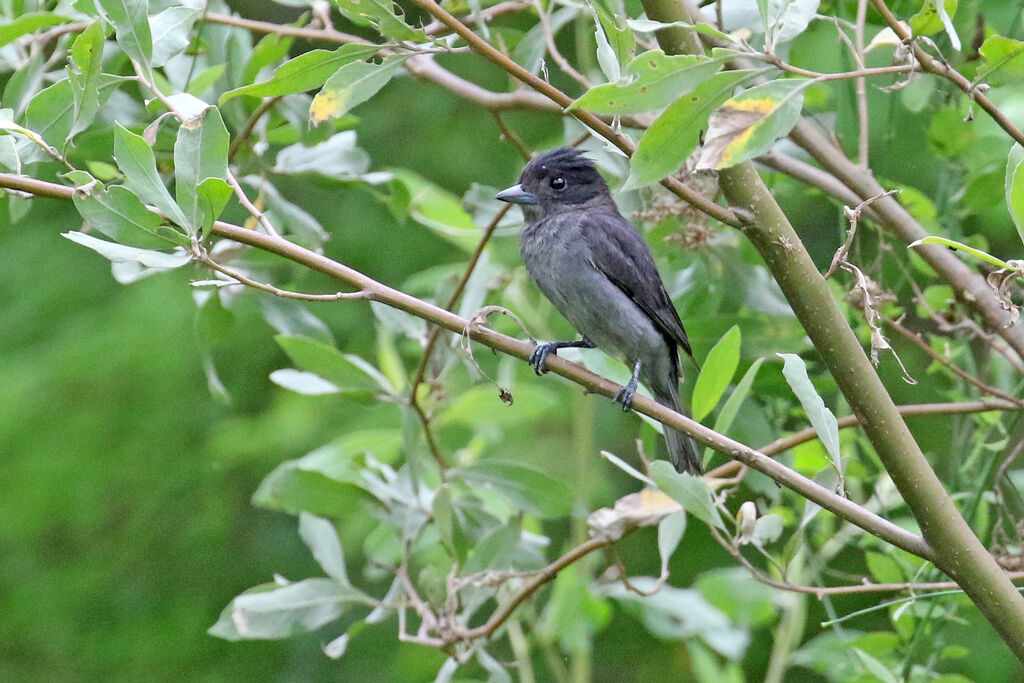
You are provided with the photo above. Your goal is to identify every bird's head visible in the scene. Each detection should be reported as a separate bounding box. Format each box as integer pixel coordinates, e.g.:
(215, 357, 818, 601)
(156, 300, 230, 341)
(495, 148, 610, 219)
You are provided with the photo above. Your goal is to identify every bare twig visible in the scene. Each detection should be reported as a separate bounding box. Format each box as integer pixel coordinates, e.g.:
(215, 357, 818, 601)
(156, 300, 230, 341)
(884, 316, 1024, 409)
(709, 525, 1024, 599)
(534, 0, 590, 88)
(854, 0, 869, 168)
(707, 399, 1024, 479)
(228, 95, 283, 161)
(196, 256, 368, 301)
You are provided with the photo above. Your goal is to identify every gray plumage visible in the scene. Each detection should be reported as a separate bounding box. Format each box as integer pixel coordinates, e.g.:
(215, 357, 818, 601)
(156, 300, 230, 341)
(496, 147, 702, 474)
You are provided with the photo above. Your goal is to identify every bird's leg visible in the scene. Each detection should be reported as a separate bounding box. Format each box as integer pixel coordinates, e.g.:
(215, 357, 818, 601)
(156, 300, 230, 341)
(613, 358, 643, 411)
(528, 338, 596, 375)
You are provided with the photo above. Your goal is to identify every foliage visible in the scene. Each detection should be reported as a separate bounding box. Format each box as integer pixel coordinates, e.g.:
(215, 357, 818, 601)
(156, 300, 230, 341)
(3, 0, 1024, 680)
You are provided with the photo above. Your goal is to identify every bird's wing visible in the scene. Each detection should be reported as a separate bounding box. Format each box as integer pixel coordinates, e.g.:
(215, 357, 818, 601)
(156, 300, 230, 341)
(580, 211, 698, 369)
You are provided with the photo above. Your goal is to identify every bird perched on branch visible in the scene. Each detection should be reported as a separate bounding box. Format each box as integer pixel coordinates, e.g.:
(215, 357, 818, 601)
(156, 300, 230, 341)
(496, 147, 702, 474)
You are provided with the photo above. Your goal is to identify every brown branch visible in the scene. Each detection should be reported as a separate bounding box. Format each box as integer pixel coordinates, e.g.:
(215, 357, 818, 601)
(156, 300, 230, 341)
(423, 1, 531, 36)
(457, 537, 610, 640)
(707, 399, 1024, 479)
(710, 525, 1024, 599)
(197, 256, 368, 301)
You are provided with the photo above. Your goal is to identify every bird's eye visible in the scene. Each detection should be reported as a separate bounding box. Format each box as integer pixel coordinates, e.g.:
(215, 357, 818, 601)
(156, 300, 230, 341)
(549, 176, 566, 190)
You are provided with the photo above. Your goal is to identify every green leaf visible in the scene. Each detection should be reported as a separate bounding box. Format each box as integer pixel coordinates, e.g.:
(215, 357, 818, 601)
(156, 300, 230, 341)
(691, 325, 741, 421)
(762, 0, 821, 48)
(591, 2, 634, 82)
(909, 235, 1016, 270)
(208, 578, 367, 641)
(751, 514, 783, 548)
(113, 123, 190, 228)
(275, 335, 392, 394)
(696, 78, 809, 170)
(62, 230, 190, 268)
(185, 64, 226, 97)
(70, 175, 187, 248)
(510, 7, 576, 74)
(852, 649, 900, 683)
(865, 550, 903, 584)
(242, 33, 294, 86)
(909, 0, 958, 42)
(456, 460, 575, 518)
(194, 177, 232, 233)
(220, 45, 380, 104)
(268, 369, 341, 395)
(602, 580, 746, 657)
(389, 170, 480, 251)
(778, 354, 840, 465)
(626, 69, 763, 189)
(649, 460, 725, 529)
(68, 21, 106, 141)
(309, 55, 410, 123)
(1006, 143, 1024, 248)
(149, 6, 199, 68)
(298, 513, 351, 585)
(173, 106, 229, 233)
(977, 35, 1024, 86)
(569, 51, 725, 115)
(0, 12, 72, 48)
(657, 510, 687, 574)
(332, 0, 426, 41)
(97, 0, 153, 81)
(23, 76, 123, 161)
(711, 357, 764, 436)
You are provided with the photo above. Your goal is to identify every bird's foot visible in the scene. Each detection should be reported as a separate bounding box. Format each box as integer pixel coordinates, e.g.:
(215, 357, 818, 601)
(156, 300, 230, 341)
(528, 343, 559, 375)
(613, 378, 639, 412)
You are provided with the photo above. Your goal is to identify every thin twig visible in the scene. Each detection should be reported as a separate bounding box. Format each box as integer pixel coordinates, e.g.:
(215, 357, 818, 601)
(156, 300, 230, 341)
(492, 113, 531, 161)
(534, 0, 590, 88)
(196, 256, 368, 301)
(750, 52, 914, 81)
(456, 538, 610, 640)
(707, 399, 1024, 479)
(854, 0, 869, 168)
(884, 316, 1024, 409)
(228, 95, 283, 161)
(710, 525, 1024, 598)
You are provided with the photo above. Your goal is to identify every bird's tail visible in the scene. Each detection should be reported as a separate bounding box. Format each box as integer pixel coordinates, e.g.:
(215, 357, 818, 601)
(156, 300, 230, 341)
(653, 386, 703, 475)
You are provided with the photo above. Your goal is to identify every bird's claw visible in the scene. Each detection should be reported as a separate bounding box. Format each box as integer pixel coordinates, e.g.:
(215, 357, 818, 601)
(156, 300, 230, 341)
(528, 343, 557, 375)
(613, 382, 638, 412)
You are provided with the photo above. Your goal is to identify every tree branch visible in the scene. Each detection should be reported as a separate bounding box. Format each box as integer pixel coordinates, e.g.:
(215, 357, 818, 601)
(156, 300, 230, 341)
(642, 0, 1024, 659)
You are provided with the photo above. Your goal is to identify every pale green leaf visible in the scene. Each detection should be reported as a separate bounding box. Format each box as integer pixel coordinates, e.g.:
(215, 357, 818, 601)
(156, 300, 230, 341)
(309, 55, 410, 123)
(220, 45, 380, 104)
(650, 460, 725, 529)
(691, 325, 741, 421)
(569, 51, 725, 115)
(114, 123, 189, 228)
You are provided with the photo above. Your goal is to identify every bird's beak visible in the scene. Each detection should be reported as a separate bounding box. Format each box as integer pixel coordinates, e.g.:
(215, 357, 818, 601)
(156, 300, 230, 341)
(495, 184, 538, 205)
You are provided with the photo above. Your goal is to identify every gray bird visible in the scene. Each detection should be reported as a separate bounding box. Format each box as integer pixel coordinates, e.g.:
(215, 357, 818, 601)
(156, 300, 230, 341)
(496, 147, 702, 474)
